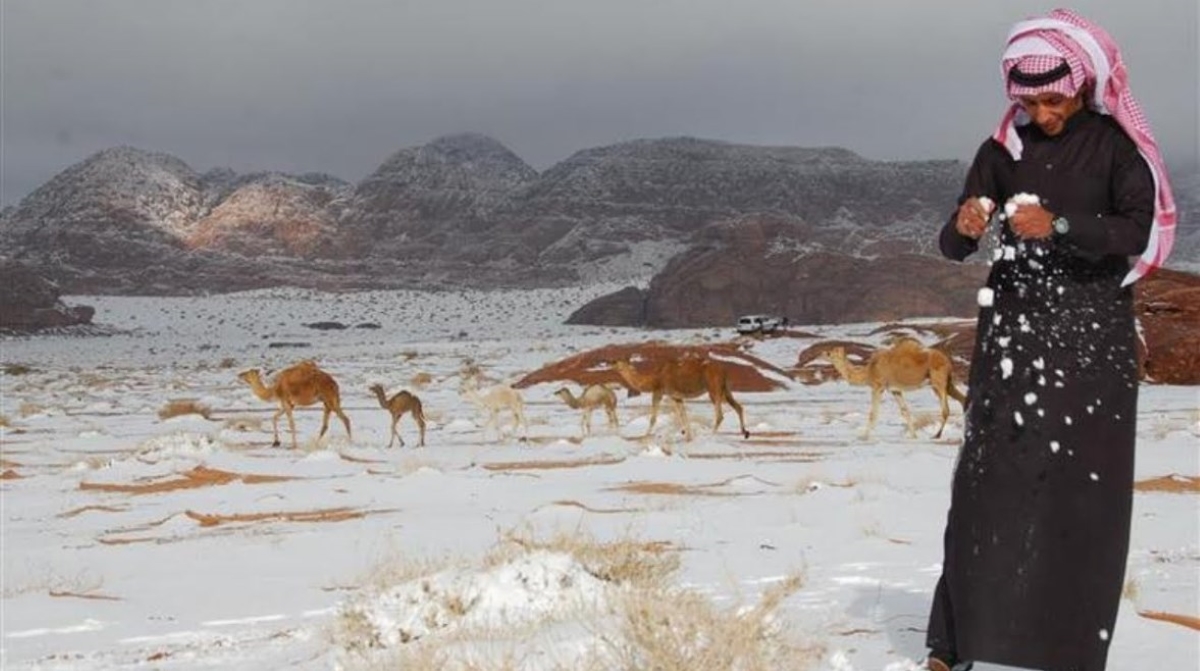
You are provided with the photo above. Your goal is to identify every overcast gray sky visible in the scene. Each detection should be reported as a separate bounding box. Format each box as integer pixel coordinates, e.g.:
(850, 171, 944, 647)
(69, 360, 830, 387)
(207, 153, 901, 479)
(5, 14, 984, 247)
(2, 0, 1197, 205)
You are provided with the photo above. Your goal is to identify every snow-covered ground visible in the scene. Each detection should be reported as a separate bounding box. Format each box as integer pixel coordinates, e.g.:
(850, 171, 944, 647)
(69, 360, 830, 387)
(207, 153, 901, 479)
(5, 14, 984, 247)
(1, 285, 1196, 670)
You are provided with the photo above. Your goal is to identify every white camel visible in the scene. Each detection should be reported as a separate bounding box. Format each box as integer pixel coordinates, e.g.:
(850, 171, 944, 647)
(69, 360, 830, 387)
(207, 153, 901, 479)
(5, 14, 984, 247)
(460, 376, 527, 440)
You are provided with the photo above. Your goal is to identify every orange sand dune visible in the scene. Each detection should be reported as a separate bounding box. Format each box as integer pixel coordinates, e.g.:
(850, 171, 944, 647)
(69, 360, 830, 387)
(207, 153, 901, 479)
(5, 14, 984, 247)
(58, 504, 131, 518)
(481, 455, 625, 471)
(1137, 610, 1200, 630)
(184, 507, 369, 527)
(1134, 474, 1199, 493)
(80, 465, 294, 495)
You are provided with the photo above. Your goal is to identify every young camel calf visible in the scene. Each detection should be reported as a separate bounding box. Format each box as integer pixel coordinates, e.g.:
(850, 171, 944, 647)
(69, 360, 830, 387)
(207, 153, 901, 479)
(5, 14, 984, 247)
(368, 383, 427, 448)
(612, 356, 749, 441)
(823, 339, 966, 439)
(553, 384, 619, 438)
(238, 360, 352, 449)
(460, 377, 527, 440)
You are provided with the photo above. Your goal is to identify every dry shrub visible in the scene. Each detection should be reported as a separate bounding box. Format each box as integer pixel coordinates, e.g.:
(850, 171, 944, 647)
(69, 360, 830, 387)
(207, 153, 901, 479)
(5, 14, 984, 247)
(607, 574, 819, 671)
(410, 372, 434, 389)
(217, 357, 238, 369)
(1122, 577, 1140, 603)
(18, 401, 45, 417)
(157, 399, 213, 421)
(359, 547, 458, 594)
(398, 350, 420, 362)
(910, 412, 943, 434)
(333, 528, 816, 671)
(2, 363, 35, 376)
(490, 526, 680, 590)
(78, 373, 112, 390)
(223, 416, 264, 432)
(0, 415, 9, 428)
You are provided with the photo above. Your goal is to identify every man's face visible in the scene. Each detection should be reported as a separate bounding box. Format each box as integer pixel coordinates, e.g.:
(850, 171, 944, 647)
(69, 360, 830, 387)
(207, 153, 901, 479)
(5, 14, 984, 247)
(1018, 92, 1085, 136)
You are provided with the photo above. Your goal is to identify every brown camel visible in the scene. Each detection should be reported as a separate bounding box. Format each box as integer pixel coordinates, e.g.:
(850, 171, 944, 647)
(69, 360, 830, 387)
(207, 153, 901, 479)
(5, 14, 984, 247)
(369, 383, 427, 448)
(237, 361, 352, 449)
(823, 340, 966, 439)
(553, 384, 619, 438)
(612, 356, 749, 441)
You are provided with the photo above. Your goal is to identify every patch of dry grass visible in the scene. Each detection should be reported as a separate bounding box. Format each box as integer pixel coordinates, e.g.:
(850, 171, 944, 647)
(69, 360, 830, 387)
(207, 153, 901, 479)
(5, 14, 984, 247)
(2, 363, 36, 376)
(604, 574, 820, 671)
(18, 401, 45, 418)
(488, 526, 680, 590)
(157, 399, 213, 421)
(331, 526, 818, 671)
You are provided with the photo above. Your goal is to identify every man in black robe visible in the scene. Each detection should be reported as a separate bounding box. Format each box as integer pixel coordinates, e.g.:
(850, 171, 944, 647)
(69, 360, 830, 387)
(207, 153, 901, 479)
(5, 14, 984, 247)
(924, 9, 1177, 671)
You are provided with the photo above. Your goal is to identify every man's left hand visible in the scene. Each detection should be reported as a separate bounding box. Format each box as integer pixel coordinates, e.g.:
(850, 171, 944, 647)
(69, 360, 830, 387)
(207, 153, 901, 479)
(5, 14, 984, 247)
(1008, 204, 1054, 240)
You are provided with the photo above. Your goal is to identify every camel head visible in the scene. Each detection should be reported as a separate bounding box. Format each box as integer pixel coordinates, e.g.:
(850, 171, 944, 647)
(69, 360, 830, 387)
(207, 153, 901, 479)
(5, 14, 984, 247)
(553, 387, 573, 400)
(368, 383, 385, 395)
(237, 369, 263, 386)
(817, 347, 845, 364)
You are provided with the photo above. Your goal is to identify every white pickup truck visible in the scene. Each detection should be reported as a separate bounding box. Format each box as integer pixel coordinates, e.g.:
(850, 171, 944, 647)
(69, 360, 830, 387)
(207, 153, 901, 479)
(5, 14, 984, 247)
(736, 314, 785, 335)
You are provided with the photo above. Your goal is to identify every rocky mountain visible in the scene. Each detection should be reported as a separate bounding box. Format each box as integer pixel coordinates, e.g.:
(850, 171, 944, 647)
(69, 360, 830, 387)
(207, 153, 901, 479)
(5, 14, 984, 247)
(0, 136, 972, 294)
(2, 135, 1196, 297)
(187, 173, 350, 258)
(336, 133, 539, 259)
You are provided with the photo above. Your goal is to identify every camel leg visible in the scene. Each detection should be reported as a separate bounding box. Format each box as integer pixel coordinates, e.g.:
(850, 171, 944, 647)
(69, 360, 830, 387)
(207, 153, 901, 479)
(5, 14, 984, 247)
(863, 386, 883, 440)
(722, 388, 750, 439)
(390, 415, 404, 448)
(271, 407, 286, 447)
(708, 388, 725, 434)
(891, 390, 916, 439)
(514, 404, 527, 438)
(646, 391, 662, 435)
(487, 408, 501, 438)
(930, 376, 951, 439)
(415, 413, 426, 447)
(582, 407, 593, 437)
(605, 404, 619, 432)
(318, 407, 332, 442)
(673, 398, 693, 441)
(336, 408, 352, 443)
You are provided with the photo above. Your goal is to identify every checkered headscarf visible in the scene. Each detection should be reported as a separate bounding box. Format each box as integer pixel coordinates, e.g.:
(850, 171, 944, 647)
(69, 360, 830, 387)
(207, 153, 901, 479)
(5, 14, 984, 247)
(992, 9, 1176, 286)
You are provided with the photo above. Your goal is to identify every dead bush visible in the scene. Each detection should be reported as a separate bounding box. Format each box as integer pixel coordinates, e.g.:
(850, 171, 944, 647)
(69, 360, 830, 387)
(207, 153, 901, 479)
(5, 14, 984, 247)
(157, 399, 213, 421)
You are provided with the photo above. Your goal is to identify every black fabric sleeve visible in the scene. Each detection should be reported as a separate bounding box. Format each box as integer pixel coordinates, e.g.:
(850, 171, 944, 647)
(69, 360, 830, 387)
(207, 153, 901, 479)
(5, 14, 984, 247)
(940, 139, 1004, 261)
(1057, 127, 1154, 257)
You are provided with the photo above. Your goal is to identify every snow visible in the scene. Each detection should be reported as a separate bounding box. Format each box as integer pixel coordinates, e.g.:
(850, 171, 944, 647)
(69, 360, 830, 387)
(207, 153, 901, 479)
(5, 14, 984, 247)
(0, 286, 1196, 671)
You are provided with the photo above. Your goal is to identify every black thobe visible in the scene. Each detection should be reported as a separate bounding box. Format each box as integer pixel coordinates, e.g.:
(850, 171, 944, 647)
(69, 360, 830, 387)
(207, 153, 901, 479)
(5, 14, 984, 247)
(927, 108, 1154, 671)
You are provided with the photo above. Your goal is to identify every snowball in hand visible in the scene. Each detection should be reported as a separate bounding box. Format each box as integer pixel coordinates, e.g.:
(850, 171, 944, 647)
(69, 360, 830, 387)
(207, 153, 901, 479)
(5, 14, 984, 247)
(978, 196, 995, 214)
(1004, 192, 1041, 218)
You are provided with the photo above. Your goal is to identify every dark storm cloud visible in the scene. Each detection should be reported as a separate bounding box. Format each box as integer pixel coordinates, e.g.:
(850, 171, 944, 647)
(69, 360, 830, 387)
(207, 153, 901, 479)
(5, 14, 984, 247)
(2, 0, 1196, 205)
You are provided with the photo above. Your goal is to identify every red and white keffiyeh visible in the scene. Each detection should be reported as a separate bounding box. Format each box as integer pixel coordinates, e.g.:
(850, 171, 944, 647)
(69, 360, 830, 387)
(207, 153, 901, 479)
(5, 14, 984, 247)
(992, 8, 1176, 286)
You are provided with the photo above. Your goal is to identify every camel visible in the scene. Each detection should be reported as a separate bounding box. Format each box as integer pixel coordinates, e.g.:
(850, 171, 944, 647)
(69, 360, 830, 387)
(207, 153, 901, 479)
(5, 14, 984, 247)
(553, 384, 620, 438)
(368, 383, 427, 448)
(822, 340, 967, 439)
(460, 376, 527, 439)
(237, 360, 352, 449)
(611, 356, 749, 441)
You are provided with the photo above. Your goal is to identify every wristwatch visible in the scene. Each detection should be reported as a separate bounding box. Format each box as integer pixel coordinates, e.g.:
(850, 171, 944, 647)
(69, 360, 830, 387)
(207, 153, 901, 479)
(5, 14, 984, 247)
(1051, 216, 1070, 236)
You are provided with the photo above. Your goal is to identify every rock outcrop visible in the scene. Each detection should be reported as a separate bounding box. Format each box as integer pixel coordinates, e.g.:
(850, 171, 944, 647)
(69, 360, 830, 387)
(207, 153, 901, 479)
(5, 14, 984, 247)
(0, 261, 94, 332)
(1135, 268, 1200, 384)
(570, 214, 989, 327)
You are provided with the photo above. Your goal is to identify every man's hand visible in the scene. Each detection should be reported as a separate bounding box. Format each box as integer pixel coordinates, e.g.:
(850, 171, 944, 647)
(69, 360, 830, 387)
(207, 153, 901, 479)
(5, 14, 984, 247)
(1008, 204, 1054, 240)
(955, 197, 992, 239)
